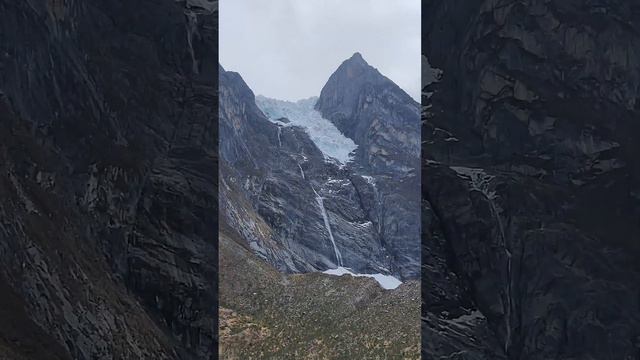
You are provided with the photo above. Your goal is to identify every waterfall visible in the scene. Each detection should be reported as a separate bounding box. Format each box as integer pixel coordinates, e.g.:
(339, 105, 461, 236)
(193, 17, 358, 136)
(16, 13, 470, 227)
(311, 185, 343, 266)
(487, 193, 512, 354)
(277, 126, 282, 147)
(375, 187, 382, 235)
(298, 163, 305, 179)
(364, 175, 384, 239)
(184, 10, 199, 74)
(451, 166, 513, 354)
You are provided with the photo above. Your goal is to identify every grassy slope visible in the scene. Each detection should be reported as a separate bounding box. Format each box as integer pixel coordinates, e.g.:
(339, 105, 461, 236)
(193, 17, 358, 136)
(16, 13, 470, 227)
(219, 228, 420, 359)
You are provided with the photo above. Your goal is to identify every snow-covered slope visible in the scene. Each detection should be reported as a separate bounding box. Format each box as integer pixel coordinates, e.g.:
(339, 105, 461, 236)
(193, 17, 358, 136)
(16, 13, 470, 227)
(255, 96, 357, 164)
(323, 267, 402, 290)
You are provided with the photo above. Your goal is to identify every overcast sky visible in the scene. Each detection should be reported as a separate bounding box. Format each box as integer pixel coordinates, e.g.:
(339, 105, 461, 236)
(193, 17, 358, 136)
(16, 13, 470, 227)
(219, 0, 421, 101)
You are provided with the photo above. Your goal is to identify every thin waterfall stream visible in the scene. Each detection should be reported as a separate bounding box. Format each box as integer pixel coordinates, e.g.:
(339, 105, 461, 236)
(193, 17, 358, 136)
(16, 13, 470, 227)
(452, 166, 513, 354)
(277, 126, 282, 147)
(311, 185, 343, 266)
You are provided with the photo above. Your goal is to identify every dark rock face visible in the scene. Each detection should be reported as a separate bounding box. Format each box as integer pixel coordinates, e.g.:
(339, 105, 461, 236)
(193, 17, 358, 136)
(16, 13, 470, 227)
(0, 0, 217, 358)
(219, 53, 420, 279)
(422, 1, 640, 359)
(316, 52, 420, 173)
(219, 67, 329, 273)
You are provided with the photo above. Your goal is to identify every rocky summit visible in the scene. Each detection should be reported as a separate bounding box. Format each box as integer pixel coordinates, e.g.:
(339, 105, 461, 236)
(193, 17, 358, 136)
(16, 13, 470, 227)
(219, 53, 421, 357)
(422, 1, 640, 359)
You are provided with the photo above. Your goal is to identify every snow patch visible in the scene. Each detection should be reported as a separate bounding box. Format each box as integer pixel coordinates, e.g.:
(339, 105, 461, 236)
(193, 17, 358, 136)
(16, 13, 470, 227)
(361, 175, 375, 185)
(323, 267, 402, 290)
(255, 96, 357, 164)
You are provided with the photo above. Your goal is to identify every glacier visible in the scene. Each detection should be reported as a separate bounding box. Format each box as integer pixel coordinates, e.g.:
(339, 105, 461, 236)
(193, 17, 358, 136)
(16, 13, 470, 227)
(255, 95, 357, 164)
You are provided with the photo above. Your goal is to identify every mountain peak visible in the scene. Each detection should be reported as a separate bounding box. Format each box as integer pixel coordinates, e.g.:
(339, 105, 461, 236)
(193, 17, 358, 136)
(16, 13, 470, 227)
(348, 52, 366, 63)
(327, 52, 378, 84)
(341, 52, 370, 70)
(315, 50, 418, 146)
(316, 52, 413, 119)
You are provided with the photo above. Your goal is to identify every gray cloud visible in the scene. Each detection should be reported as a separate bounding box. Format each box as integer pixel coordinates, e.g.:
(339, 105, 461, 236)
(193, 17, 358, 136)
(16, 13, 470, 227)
(220, 0, 421, 101)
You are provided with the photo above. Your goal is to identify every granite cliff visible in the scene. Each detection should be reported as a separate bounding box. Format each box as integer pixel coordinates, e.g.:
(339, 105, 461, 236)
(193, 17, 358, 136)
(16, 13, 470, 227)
(422, 1, 640, 358)
(0, 0, 217, 358)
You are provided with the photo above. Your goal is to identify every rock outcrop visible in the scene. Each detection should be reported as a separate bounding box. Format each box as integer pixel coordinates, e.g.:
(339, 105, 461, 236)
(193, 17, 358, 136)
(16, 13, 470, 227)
(316, 52, 420, 173)
(0, 0, 217, 358)
(422, 1, 640, 359)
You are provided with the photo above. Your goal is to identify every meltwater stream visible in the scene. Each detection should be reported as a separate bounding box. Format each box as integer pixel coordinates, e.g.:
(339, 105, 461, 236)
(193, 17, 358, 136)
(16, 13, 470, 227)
(311, 186, 343, 267)
(452, 166, 513, 353)
(276, 126, 282, 147)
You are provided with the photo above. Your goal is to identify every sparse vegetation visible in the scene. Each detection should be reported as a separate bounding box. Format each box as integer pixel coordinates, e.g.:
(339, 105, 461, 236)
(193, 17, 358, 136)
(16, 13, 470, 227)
(219, 229, 420, 359)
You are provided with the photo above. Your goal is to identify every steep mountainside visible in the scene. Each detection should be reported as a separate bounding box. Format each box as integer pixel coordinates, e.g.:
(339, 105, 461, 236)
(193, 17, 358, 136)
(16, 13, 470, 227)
(316, 53, 421, 278)
(219, 54, 420, 279)
(317, 52, 420, 173)
(422, 1, 640, 359)
(0, 0, 217, 358)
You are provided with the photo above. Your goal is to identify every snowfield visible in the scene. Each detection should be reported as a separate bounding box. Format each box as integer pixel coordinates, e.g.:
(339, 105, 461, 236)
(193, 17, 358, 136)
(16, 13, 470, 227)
(323, 267, 402, 290)
(255, 96, 357, 164)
